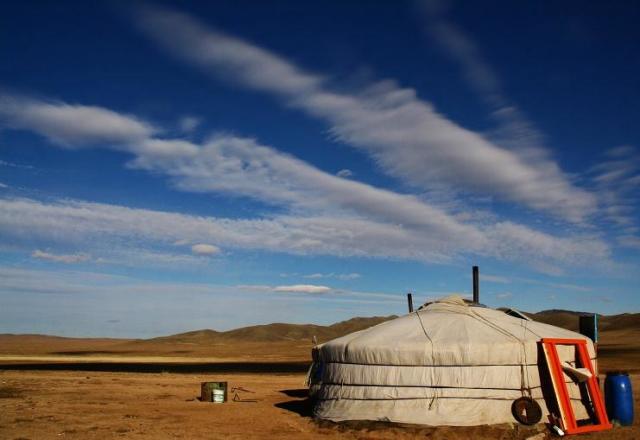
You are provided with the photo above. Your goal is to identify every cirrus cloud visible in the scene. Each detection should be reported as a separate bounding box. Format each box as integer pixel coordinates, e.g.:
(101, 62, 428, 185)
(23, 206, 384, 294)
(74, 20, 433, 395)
(273, 284, 331, 294)
(31, 249, 91, 264)
(0, 94, 155, 147)
(132, 4, 597, 223)
(191, 243, 220, 255)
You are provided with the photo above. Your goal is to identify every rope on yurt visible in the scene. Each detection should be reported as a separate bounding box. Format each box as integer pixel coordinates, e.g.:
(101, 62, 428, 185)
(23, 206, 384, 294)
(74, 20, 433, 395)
(415, 309, 439, 409)
(520, 319, 533, 398)
(466, 308, 534, 398)
(518, 316, 543, 395)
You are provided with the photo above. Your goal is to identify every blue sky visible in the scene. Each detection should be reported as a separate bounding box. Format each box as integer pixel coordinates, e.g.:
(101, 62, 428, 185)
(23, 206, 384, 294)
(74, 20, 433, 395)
(1, 1, 638, 337)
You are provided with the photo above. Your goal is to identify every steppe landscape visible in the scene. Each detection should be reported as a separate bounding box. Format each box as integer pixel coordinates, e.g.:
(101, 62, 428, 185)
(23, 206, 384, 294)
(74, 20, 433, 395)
(1, 310, 638, 439)
(2, 1, 639, 439)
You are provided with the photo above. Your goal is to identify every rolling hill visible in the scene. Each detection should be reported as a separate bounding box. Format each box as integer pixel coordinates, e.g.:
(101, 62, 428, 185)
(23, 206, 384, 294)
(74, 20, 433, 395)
(0, 311, 637, 368)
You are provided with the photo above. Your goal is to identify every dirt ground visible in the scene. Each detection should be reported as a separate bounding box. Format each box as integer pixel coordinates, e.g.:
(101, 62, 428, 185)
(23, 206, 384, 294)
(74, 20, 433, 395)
(0, 370, 638, 440)
(1, 320, 638, 439)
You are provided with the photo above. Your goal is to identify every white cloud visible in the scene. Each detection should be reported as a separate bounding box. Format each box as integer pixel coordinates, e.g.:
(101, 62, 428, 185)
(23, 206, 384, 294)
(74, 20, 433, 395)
(420, 0, 504, 109)
(0, 266, 401, 307)
(0, 196, 465, 263)
(0, 94, 198, 161)
(133, 4, 322, 96)
(303, 272, 361, 280)
(31, 249, 91, 264)
(480, 274, 510, 284)
(0, 182, 8, 189)
(589, 146, 639, 230)
(0, 92, 612, 272)
(0, 93, 484, 251)
(191, 243, 220, 255)
(132, 4, 597, 222)
(131, 134, 487, 251)
(273, 284, 331, 294)
(97, 249, 207, 268)
(134, 138, 199, 158)
(179, 115, 201, 132)
(338, 273, 361, 280)
(617, 235, 640, 250)
(0, 160, 35, 169)
(0, 196, 611, 271)
(0, 266, 407, 337)
(418, 0, 548, 163)
(486, 221, 609, 267)
(511, 276, 592, 292)
(237, 283, 403, 302)
(336, 169, 353, 178)
(0, 94, 155, 147)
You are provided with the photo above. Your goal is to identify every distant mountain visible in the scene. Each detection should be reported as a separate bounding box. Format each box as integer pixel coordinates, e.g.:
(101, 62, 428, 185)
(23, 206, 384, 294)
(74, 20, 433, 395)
(150, 315, 397, 344)
(1, 311, 638, 360)
(527, 310, 640, 334)
(527, 310, 585, 331)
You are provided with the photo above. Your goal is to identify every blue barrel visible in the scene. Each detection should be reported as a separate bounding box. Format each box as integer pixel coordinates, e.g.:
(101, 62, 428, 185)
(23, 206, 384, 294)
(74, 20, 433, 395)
(605, 371, 634, 426)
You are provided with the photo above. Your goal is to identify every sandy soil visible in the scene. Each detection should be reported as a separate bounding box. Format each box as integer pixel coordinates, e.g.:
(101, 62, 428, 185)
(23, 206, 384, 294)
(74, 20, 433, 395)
(0, 370, 637, 440)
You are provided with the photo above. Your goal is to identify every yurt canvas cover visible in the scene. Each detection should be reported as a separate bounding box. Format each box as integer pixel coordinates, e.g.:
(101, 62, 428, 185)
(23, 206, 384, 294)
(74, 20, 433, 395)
(310, 296, 595, 426)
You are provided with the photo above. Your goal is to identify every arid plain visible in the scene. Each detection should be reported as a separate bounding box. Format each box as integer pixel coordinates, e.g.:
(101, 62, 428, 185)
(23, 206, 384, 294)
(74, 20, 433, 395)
(1, 311, 638, 439)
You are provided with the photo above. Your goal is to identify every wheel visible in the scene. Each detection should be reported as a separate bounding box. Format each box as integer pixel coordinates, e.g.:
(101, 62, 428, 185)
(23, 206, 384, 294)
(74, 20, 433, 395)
(511, 396, 542, 425)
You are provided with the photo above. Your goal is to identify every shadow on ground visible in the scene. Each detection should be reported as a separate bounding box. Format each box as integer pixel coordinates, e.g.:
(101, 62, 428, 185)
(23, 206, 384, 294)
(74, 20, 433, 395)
(276, 389, 314, 417)
(280, 388, 309, 398)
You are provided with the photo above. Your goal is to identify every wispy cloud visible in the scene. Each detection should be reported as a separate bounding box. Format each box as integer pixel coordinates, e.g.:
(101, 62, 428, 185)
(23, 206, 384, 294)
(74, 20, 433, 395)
(480, 274, 510, 284)
(420, 0, 505, 109)
(495, 292, 513, 299)
(303, 272, 361, 280)
(31, 249, 91, 264)
(0, 89, 613, 270)
(0, 267, 404, 337)
(0, 160, 35, 170)
(589, 145, 640, 233)
(0, 93, 485, 255)
(514, 277, 592, 292)
(617, 235, 640, 250)
(190, 243, 220, 256)
(0, 94, 156, 147)
(131, 4, 597, 222)
(418, 0, 546, 152)
(0, 196, 610, 271)
(132, 134, 485, 248)
(418, 1, 640, 239)
(95, 249, 208, 268)
(273, 284, 331, 294)
(179, 115, 201, 133)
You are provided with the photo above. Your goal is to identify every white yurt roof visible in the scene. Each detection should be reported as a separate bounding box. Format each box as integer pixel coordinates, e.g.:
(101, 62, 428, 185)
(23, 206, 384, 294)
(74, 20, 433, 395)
(317, 295, 593, 366)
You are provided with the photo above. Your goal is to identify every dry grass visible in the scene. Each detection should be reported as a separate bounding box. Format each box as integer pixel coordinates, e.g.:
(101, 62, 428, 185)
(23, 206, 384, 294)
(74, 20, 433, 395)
(0, 371, 637, 439)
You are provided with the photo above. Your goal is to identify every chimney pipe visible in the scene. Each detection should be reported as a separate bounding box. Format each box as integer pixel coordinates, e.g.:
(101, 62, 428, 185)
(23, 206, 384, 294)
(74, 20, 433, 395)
(472, 266, 479, 303)
(407, 293, 414, 313)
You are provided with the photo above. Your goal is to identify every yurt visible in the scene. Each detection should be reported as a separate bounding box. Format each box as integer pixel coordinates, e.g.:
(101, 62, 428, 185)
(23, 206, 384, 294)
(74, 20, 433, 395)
(309, 295, 595, 426)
